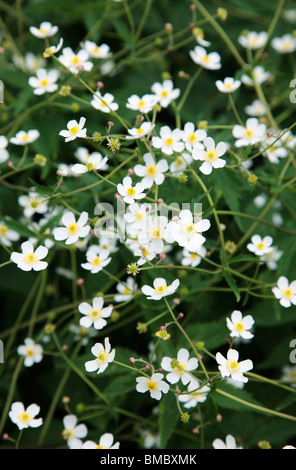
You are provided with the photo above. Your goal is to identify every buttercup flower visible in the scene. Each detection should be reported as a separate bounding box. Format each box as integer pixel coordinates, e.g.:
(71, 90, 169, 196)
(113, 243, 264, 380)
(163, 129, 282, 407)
(59, 117, 87, 142)
(58, 47, 93, 74)
(53, 211, 90, 245)
(241, 65, 271, 86)
(226, 310, 255, 340)
(192, 137, 227, 175)
(114, 276, 138, 302)
(181, 245, 207, 268)
(161, 348, 199, 385)
(81, 41, 112, 59)
(78, 297, 113, 330)
(117, 176, 146, 204)
(136, 372, 169, 400)
(11, 241, 48, 271)
(91, 91, 119, 113)
(271, 34, 296, 53)
(126, 94, 158, 113)
(272, 276, 296, 308)
(245, 99, 266, 117)
(232, 118, 266, 147)
(9, 129, 40, 146)
(62, 414, 88, 449)
(141, 277, 180, 300)
(216, 348, 253, 383)
(81, 246, 111, 273)
(85, 337, 115, 374)
(18, 190, 48, 218)
(247, 234, 273, 256)
(215, 77, 241, 93)
(126, 122, 155, 140)
(28, 68, 59, 95)
(189, 45, 221, 70)
(182, 122, 207, 152)
(71, 155, 108, 174)
(17, 338, 43, 367)
(133, 152, 168, 188)
(82, 433, 119, 449)
(43, 38, 64, 58)
(151, 79, 180, 108)
(178, 378, 210, 408)
(9, 402, 43, 430)
(238, 31, 268, 49)
(29, 21, 58, 38)
(166, 210, 211, 252)
(151, 125, 185, 155)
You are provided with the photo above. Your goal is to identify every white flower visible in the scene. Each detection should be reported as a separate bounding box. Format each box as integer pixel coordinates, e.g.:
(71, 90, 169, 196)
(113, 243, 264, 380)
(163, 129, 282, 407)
(226, 310, 254, 340)
(114, 276, 138, 302)
(161, 348, 199, 385)
(189, 45, 221, 70)
(192, 137, 227, 175)
(28, 68, 59, 95)
(136, 372, 169, 400)
(71, 155, 108, 174)
(169, 152, 192, 175)
(238, 31, 268, 50)
(141, 277, 180, 300)
(244, 99, 266, 117)
(74, 147, 109, 169)
(91, 91, 119, 113)
(126, 94, 158, 113)
(151, 126, 185, 155)
(178, 378, 210, 408)
(117, 176, 146, 204)
(260, 135, 288, 164)
(232, 118, 266, 147)
(0, 221, 20, 246)
(9, 402, 43, 430)
(11, 241, 48, 271)
(247, 234, 273, 256)
(281, 365, 296, 388)
(215, 77, 241, 93)
(181, 245, 207, 267)
(216, 348, 253, 383)
(272, 276, 296, 308)
(62, 414, 88, 449)
(29, 21, 58, 38)
(9, 129, 40, 146)
(58, 47, 93, 74)
(82, 433, 119, 449)
(0, 136, 9, 163)
(53, 211, 90, 245)
(43, 38, 64, 58)
(241, 65, 271, 86)
(78, 297, 113, 330)
(182, 122, 207, 152)
(151, 79, 180, 108)
(134, 152, 168, 189)
(137, 215, 169, 254)
(17, 338, 43, 367)
(85, 337, 115, 374)
(166, 210, 210, 252)
(81, 41, 112, 59)
(260, 246, 283, 270)
(18, 190, 48, 218)
(59, 117, 87, 142)
(213, 434, 242, 449)
(81, 246, 111, 273)
(123, 202, 151, 230)
(193, 28, 211, 47)
(271, 34, 296, 53)
(126, 122, 155, 140)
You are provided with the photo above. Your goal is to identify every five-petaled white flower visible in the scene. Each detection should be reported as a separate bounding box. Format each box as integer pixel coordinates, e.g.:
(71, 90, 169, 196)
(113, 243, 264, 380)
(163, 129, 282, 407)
(181, 245, 207, 268)
(114, 276, 138, 303)
(62, 414, 88, 449)
(58, 47, 93, 74)
(271, 34, 296, 54)
(232, 118, 266, 147)
(9, 402, 43, 430)
(213, 434, 242, 449)
(28, 68, 60, 95)
(17, 338, 43, 367)
(59, 117, 87, 142)
(82, 433, 120, 449)
(29, 21, 58, 38)
(85, 337, 115, 374)
(189, 45, 221, 70)
(11, 241, 48, 271)
(78, 297, 113, 330)
(178, 378, 210, 408)
(126, 94, 158, 113)
(182, 122, 207, 152)
(247, 234, 273, 256)
(133, 152, 168, 188)
(226, 310, 255, 340)
(91, 91, 119, 113)
(192, 137, 227, 175)
(136, 372, 169, 400)
(241, 65, 271, 86)
(18, 190, 48, 218)
(215, 77, 241, 93)
(272, 276, 296, 308)
(53, 211, 90, 245)
(9, 129, 40, 146)
(71, 155, 108, 174)
(161, 348, 199, 385)
(151, 79, 180, 108)
(151, 125, 185, 155)
(238, 31, 268, 50)
(81, 246, 111, 273)
(117, 176, 146, 204)
(166, 210, 210, 252)
(126, 122, 155, 140)
(43, 38, 64, 58)
(81, 41, 112, 59)
(141, 277, 180, 300)
(216, 348, 253, 383)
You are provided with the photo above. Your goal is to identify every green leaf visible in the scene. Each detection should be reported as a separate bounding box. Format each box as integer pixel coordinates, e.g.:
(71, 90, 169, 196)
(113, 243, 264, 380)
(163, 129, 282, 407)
(223, 271, 241, 302)
(159, 392, 179, 448)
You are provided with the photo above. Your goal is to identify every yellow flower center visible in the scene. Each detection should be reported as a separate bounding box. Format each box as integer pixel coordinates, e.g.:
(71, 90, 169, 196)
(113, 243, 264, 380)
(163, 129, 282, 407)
(96, 444, 107, 449)
(70, 56, 81, 66)
(172, 360, 187, 375)
(202, 55, 210, 63)
(89, 308, 102, 320)
(136, 128, 144, 134)
(225, 83, 233, 88)
(86, 162, 95, 171)
(0, 224, 8, 236)
(67, 222, 79, 235)
(257, 242, 265, 249)
(62, 429, 75, 440)
(91, 257, 101, 266)
(147, 165, 157, 176)
(150, 226, 164, 239)
(183, 223, 197, 234)
(147, 380, 157, 391)
(161, 90, 169, 97)
(28, 197, 41, 209)
(39, 28, 47, 34)
(24, 252, 38, 265)
(21, 135, 29, 141)
(244, 129, 255, 138)
(123, 288, 131, 295)
(154, 285, 168, 295)
(189, 133, 197, 142)
(226, 358, 240, 373)
(26, 348, 35, 356)
(165, 137, 174, 146)
(135, 212, 143, 221)
(18, 412, 31, 424)
(40, 78, 49, 87)
(69, 126, 79, 135)
(205, 149, 219, 161)
(235, 322, 245, 331)
(127, 187, 136, 196)
(138, 100, 146, 107)
(283, 287, 293, 299)
(96, 350, 108, 364)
